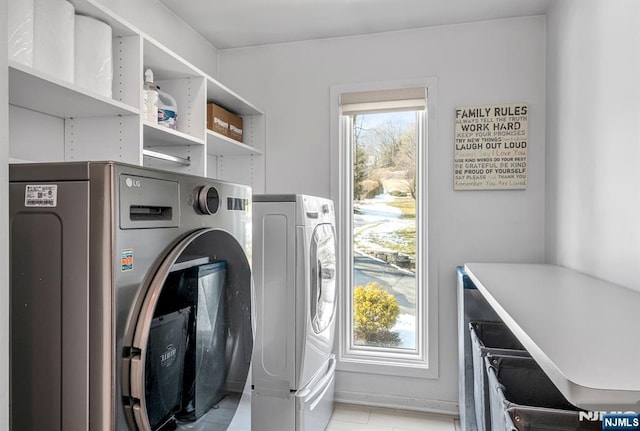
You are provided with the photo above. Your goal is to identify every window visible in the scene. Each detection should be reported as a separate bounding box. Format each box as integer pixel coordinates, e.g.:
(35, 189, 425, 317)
(331, 82, 437, 377)
(350, 110, 420, 351)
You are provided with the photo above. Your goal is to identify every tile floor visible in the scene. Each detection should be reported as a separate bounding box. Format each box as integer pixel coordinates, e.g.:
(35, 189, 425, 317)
(327, 403, 460, 431)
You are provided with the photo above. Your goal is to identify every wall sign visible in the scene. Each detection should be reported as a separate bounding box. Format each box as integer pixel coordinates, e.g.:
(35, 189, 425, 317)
(454, 104, 528, 190)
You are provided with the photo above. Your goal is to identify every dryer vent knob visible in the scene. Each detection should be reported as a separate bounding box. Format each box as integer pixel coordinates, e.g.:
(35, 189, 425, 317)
(197, 185, 219, 214)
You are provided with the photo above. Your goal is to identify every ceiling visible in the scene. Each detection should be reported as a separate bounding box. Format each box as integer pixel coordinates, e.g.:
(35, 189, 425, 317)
(159, 0, 552, 49)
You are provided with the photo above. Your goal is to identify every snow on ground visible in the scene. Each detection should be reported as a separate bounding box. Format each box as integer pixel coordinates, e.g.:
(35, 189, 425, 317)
(354, 194, 414, 253)
(392, 313, 416, 350)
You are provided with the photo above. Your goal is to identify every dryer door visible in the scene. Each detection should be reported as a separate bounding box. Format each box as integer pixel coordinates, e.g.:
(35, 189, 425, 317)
(122, 228, 253, 431)
(299, 222, 337, 391)
(310, 223, 337, 335)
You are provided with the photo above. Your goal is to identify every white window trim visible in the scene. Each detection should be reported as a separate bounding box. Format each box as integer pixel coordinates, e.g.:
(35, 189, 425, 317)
(330, 78, 439, 380)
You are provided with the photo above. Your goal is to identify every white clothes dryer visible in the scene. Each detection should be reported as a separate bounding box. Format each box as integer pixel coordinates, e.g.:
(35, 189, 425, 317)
(252, 194, 338, 431)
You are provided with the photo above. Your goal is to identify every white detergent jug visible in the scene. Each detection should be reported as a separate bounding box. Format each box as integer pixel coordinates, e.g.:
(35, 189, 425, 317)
(157, 89, 178, 129)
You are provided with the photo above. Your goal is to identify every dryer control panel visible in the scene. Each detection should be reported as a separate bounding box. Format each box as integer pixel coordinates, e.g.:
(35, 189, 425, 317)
(300, 195, 335, 226)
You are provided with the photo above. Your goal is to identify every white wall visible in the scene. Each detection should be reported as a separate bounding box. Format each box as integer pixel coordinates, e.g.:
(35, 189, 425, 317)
(1, 0, 9, 427)
(219, 17, 546, 410)
(94, 0, 219, 77)
(545, 0, 640, 290)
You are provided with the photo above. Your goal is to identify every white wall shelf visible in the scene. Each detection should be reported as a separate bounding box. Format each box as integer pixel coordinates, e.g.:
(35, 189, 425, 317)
(206, 77, 262, 116)
(70, 0, 139, 38)
(206, 131, 263, 156)
(154, 77, 206, 141)
(8, 0, 265, 188)
(9, 61, 139, 119)
(144, 122, 205, 147)
(144, 37, 203, 80)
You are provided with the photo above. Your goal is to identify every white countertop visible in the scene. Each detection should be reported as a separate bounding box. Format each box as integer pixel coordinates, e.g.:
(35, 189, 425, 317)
(464, 263, 640, 410)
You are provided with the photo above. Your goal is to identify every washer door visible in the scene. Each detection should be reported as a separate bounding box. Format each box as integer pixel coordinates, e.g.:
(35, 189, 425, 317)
(122, 228, 253, 431)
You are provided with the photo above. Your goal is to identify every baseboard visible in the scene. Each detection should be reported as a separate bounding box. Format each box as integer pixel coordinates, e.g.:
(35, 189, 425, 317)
(334, 390, 459, 417)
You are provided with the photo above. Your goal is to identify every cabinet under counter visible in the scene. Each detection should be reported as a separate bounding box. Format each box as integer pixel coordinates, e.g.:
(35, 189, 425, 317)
(463, 262, 640, 411)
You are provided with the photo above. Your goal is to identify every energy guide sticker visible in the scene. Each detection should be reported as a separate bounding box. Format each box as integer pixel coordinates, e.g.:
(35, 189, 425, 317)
(24, 185, 58, 207)
(121, 249, 134, 272)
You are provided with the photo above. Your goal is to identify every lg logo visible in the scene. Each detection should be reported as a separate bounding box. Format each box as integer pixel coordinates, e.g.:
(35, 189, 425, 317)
(125, 177, 141, 188)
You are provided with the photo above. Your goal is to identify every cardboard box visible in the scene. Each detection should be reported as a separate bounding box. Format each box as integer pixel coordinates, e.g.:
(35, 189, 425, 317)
(227, 111, 243, 143)
(207, 103, 229, 137)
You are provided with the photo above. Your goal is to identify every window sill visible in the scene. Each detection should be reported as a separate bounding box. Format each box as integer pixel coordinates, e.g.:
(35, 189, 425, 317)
(337, 354, 438, 380)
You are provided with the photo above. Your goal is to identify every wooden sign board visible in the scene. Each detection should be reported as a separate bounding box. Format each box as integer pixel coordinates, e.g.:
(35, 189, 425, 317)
(454, 104, 528, 190)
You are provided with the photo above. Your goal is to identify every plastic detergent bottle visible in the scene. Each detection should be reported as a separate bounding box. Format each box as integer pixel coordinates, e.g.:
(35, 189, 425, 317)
(157, 89, 178, 130)
(142, 69, 158, 124)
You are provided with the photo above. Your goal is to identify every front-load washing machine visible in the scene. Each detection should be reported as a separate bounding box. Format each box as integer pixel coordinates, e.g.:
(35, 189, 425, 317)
(9, 162, 254, 431)
(252, 195, 337, 431)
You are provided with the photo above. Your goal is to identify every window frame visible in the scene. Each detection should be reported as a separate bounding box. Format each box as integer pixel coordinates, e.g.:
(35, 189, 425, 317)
(330, 78, 439, 379)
